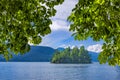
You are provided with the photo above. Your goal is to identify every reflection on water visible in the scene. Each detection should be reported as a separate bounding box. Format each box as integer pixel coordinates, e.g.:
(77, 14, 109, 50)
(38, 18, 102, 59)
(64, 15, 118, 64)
(0, 62, 119, 80)
(51, 64, 90, 68)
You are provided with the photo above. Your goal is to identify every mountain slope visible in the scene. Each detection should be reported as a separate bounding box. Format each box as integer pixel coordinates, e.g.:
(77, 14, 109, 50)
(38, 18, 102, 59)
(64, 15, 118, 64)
(0, 46, 55, 62)
(89, 51, 99, 62)
(56, 47, 65, 51)
(0, 46, 99, 62)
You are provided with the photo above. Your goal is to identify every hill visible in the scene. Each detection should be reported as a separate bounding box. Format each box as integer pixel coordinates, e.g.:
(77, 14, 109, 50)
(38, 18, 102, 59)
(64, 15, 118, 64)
(89, 51, 99, 62)
(0, 46, 99, 62)
(56, 47, 65, 51)
(0, 46, 55, 62)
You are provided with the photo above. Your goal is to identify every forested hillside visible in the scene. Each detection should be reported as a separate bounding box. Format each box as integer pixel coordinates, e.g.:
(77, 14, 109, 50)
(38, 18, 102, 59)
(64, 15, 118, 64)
(0, 46, 55, 62)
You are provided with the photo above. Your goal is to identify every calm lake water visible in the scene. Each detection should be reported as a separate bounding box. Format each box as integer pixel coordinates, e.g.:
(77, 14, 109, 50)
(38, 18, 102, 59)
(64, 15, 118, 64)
(0, 62, 119, 80)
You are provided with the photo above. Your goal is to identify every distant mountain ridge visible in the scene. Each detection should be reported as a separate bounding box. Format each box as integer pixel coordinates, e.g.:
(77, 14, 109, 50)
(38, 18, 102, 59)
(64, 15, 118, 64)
(56, 47, 65, 51)
(0, 46, 55, 62)
(89, 51, 99, 62)
(0, 46, 99, 62)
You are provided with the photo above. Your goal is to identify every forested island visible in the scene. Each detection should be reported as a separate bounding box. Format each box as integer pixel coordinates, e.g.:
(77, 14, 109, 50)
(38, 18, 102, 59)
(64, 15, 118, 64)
(51, 46, 91, 64)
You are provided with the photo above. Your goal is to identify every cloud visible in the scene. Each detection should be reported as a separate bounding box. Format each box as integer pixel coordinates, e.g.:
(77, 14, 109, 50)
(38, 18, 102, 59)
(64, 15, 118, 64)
(39, 0, 78, 48)
(87, 44, 103, 53)
(59, 44, 83, 49)
(50, 0, 78, 31)
(39, 30, 72, 48)
(50, 19, 69, 31)
(54, 0, 78, 20)
(38, 0, 103, 50)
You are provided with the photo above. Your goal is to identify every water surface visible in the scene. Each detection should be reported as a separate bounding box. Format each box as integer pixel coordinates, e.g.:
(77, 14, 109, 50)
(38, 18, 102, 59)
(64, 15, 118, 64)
(0, 62, 119, 80)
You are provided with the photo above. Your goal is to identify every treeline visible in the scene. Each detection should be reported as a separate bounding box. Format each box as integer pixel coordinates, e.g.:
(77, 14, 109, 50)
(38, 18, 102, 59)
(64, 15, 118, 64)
(51, 46, 91, 64)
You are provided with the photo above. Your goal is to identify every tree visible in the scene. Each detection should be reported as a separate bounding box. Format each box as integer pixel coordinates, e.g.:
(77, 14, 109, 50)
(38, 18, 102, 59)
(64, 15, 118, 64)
(0, 0, 64, 60)
(51, 50, 61, 63)
(51, 46, 91, 64)
(68, 0, 120, 66)
(79, 46, 91, 63)
(71, 46, 79, 62)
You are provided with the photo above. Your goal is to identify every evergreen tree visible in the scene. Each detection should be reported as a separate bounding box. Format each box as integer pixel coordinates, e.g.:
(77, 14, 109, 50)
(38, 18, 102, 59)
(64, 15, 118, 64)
(51, 46, 91, 64)
(71, 46, 79, 63)
(79, 46, 91, 63)
(51, 50, 61, 63)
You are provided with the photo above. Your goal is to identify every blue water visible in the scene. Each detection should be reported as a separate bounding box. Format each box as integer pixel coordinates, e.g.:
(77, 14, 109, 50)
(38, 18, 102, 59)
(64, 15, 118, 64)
(0, 62, 119, 80)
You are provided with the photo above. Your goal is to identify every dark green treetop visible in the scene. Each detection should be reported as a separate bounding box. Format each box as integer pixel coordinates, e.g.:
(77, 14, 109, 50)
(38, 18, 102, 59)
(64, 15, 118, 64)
(68, 0, 120, 66)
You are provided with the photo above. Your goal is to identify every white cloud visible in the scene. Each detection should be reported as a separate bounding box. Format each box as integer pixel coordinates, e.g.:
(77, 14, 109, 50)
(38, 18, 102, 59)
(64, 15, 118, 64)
(39, 0, 78, 48)
(87, 44, 103, 53)
(39, 30, 72, 48)
(54, 0, 78, 20)
(59, 44, 83, 49)
(50, 19, 69, 31)
(50, 0, 78, 31)
(29, 0, 103, 50)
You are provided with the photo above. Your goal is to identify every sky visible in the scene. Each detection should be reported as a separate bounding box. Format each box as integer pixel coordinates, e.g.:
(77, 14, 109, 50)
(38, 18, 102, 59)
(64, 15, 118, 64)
(39, 0, 103, 53)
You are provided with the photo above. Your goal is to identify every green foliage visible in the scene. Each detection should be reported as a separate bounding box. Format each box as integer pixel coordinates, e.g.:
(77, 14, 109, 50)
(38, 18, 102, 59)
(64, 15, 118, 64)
(51, 46, 91, 64)
(68, 0, 120, 66)
(0, 0, 64, 60)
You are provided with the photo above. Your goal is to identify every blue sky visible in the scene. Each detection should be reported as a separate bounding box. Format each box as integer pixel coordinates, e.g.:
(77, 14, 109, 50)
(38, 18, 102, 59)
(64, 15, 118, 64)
(39, 0, 103, 53)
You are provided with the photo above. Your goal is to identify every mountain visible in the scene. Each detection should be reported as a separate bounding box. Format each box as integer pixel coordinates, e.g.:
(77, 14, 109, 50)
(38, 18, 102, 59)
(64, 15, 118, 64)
(0, 46, 99, 62)
(89, 51, 99, 62)
(0, 46, 55, 62)
(56, 47, 65, 51)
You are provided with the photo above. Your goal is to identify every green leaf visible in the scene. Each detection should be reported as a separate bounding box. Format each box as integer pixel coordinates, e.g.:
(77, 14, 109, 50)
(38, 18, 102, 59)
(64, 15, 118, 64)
(68, 0, 120, 66)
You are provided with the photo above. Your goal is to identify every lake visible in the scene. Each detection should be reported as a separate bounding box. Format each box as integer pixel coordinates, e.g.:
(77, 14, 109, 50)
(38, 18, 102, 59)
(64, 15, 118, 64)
(0, 62, 119, 80)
